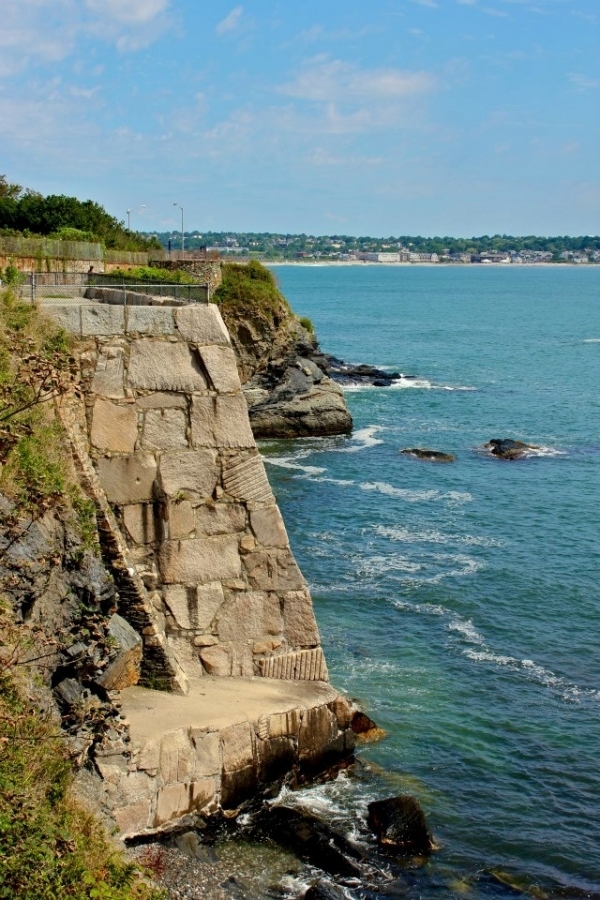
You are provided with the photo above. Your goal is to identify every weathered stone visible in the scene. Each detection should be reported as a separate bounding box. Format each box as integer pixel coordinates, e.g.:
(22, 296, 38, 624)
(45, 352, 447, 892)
(113, 800, 151, 835)
(97, 615, 143, 690)
(198, 346, 241, 393)
(330, 696, 353, 731)
(253, 638, 282, 655)
(91, 346, 125, 398)
(190, 778, 218, 814)
(194, 502, 246, 535)
(190, 729, 221, 778)
(199, 644, 231, 676)
(243, 550, 306, 593)
(158, 534, 242, 584)
(256, 735, 296, 784)
(221, 722, 254, 772)
(216, 592, 282, 644)
(138, 739, 160, 775)
(190, 395, 216, 448)
(159, 449, 219, 499)
(221, 766, 258, 810)
(46, 305, 81, 335)
(122, 504, 157, 544)
(163, 585, 193, 630)
(142, 408, 188, 450)
(269, 709, 301, 740)
(159, 729, 195, 784)
(250, 506, 288, 549)
(214, 395, 255, 449)
(81, 304, 125, 336)
(165, 633, 205, 680)
(174, 305, 230, 346)
(135, 392, 187, 409)
(90, 398, 138, 452)
(298, 705, 339, 760)
(222, 454, 274, 503)
(128, 340, 207, 392)
(154, 782, 190, 827)
(126, 306, 174, 335)
(193, 635, 218, 647)
(194, 582, 225, 629)
(168, 500, 195, 538)
(283, 590, 320, 647)
(116, 770, 154, 802)
(97, 453, 158, 504)
(239, 534, 256, 552)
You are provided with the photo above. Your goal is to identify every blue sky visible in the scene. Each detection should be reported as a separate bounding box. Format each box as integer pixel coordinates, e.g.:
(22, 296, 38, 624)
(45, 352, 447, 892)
(1, 0, 598, 236)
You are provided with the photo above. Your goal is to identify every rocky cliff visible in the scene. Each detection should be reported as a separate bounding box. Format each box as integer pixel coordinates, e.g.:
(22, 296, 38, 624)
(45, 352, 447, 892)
(214, 262, 353, 439)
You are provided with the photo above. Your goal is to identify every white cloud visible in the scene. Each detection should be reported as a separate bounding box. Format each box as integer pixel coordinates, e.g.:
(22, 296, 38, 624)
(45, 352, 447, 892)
(216, 6, 243, 35)
(279, 58, 436, 104)
(569, 73, 600, 90)
(85, 0, 169, 24)
(412, 0, 439, 7)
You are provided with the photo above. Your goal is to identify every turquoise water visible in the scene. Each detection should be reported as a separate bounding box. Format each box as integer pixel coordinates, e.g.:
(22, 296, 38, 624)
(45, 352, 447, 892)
(261, 266, 600, 897)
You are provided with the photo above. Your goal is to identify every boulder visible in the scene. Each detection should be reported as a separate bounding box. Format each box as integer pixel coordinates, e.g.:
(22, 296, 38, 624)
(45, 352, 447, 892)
(485, 439, 538, 460)
(303, 881, 348, 900)
(401, 448, 456, 463)
(96, 614, 142, 690)
(367, 796, 434, 856)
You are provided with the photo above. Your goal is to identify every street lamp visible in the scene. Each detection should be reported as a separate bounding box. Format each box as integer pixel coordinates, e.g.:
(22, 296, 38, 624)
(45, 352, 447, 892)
(173, 203, 184, 253)
(126, 204, 146, 230)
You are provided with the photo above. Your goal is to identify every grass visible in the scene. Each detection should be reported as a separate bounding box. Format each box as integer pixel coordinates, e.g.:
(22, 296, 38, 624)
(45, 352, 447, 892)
(214, 259, 292, 319)
(105, 266, 197, 284)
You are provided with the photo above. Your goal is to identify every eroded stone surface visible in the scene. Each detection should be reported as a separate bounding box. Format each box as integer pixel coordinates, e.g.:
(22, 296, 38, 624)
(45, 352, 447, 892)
(122, 504, 158, 544)
(91, 347, 125, 398)
(129, 341, 207, 392)
(142, 408, 188, 451)
(97, 453, 158, 504)
(216, 592, 282, 644)
(198, 346, 241, 393)
(159, 450, 219, 499)
(250, 506, 288, 549)
(91, 398, 138, 452)
(283, 590, 320, 647)
(159, 534, 242, 584)
(168, 500, 195, 539)
(194, 502, 247, 536)
(174, 305, 230, 346)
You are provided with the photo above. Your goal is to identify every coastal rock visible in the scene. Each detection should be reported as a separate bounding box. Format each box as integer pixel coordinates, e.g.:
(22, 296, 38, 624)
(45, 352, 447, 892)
(485, 439, 538, 460)
(367, 796, 434, 856)
(401, 448, 456, 463)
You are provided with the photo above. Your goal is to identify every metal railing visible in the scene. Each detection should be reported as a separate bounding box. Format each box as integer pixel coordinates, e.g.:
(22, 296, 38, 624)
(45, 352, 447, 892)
(17, 274, 209, 305)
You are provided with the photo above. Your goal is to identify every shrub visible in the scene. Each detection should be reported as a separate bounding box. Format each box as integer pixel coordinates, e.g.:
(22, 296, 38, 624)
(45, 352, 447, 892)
(214, 260, 291, 316)
(106, 266, 196, 284)
(299, 316, 315, 334)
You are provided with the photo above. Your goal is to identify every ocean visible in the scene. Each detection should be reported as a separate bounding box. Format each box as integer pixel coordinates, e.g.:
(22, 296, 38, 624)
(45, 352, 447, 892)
(253, 264, 600, 899)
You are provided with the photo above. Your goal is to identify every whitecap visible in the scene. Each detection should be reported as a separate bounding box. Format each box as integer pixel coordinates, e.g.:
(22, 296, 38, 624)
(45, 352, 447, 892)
(374, 524, 501, 547)
(582, 338, 600, 343)
(339, 424, 385, 452)
(264, 456, 326, 476)
(360, 482, 473, 505)
(447, 618, 485, 645)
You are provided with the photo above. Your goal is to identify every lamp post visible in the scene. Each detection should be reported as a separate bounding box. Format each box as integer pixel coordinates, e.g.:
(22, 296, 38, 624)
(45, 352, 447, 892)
(126, 204, 146, 230)
(173, 203, 184, 254)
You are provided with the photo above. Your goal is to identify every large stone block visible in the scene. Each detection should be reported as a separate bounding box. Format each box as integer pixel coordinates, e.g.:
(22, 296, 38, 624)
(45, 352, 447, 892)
(190, 729, 221, 778)
(138, 739, 160, 775)
(283, 590, 320, 647)
(298, 705, 339, 759)
(159, 449, 219, 499)
(221, 722, 254, 772)
(126, 306, 174, 335)
(199, 644, 231, 676)
(46, 305, 81, 335)
(158, 534, 242, 583)
(250, 506, 289, 549)
(90, 398, 138, 452)
(122, 503, 158, 544)
(195, 582, 225, 629)
(222, 454, 274, 503)
(243, 550, 306, 593)
(81, 304, 125, 336)
(163, 585, 193, 630)
(159, 729, 195, 784)
(174, 305, 230, 346)
(216, 592, 282, 644)
(136, 392, 187, 409)
(128, 340, 207, 392)
(164, 583, 226, 634)
(268, 709, 302, 740)
(214, 395, 256, 449)
(194, 502, 246, 535)
(168, 500, 195, 538)
(190, 395, 216, 447)
(91, 346, 125, 398)
(97, 453, 158, 504)
(113, 800, 151, 836)
(154, 782, 190, 827)
(198, 346, 241, 393)
(142, 408, 188, 450)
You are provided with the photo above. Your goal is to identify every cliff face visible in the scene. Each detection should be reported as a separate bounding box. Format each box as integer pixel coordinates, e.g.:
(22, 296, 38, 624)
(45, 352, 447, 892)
(215, 262, 352, 439)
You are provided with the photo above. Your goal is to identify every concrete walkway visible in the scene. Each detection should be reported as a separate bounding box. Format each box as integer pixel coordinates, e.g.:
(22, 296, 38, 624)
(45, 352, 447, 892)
(120, 676, 339, 744)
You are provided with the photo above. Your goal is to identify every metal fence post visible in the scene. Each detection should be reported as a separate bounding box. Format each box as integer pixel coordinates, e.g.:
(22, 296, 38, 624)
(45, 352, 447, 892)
(31, 272, 36, 304)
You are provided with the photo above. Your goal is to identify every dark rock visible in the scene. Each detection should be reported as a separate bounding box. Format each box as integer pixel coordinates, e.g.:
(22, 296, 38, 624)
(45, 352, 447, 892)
(367, 796, 434, 856)
(351, 711, 378, 735)
(303, 880, 349, 900)
(401, 448, 456, 463)
(55, 677, 87, 707)
(255, 806, 364, 880)
(485, 439, 538, 460)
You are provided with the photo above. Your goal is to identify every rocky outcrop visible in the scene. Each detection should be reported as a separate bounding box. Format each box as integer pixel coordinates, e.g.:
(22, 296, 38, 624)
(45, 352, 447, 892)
(401, 448, 456, 463)
(367, 796, 434, 856)
(484, 439, 539, 460)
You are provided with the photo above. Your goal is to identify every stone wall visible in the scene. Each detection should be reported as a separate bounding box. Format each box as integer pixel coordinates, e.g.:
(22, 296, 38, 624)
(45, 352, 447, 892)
(48, 303, 327, 687)
(148, 259, 222, 294)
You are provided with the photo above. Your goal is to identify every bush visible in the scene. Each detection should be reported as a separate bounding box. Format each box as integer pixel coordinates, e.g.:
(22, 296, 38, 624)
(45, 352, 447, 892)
(106, 266, 197, 285)
(214, 260, 291, 316)
(299, 316, 315, 335)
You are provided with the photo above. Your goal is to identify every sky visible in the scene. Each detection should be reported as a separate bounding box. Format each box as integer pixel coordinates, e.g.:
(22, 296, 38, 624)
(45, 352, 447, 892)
(0, 0, 598, 237)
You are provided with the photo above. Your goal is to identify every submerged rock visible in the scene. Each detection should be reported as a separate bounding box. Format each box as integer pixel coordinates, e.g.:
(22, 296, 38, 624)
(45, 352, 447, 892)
(303, 881, 349, 900)
(401, 448, 456, 463)
(367, 796, 434, 857)
(485, 439, 538, 460)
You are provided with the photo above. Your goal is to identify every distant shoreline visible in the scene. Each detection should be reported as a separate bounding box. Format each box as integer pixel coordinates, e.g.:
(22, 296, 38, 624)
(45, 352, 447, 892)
(264, 260, 597, 269)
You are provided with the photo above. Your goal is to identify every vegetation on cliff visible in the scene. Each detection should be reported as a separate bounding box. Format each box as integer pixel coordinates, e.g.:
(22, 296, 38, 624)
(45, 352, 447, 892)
(0, 175, 159, 253)
(0, 289, 161, 899)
